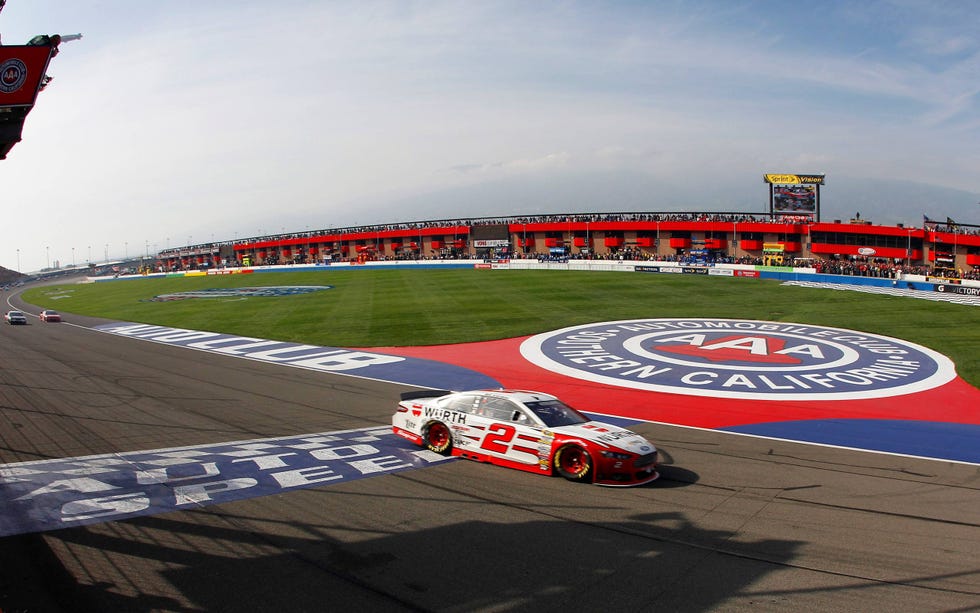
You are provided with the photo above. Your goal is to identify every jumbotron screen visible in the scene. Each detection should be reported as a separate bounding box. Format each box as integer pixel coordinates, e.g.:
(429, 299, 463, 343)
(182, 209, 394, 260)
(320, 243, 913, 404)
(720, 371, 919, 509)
(763, 173, 824, 218)
(773, 184, 816, 213)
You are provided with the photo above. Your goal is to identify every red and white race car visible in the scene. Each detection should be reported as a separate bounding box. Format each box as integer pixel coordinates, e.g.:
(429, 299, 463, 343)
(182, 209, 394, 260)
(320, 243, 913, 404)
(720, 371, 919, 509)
(39, 310, 62, 322)
(393, 389, 659, 486)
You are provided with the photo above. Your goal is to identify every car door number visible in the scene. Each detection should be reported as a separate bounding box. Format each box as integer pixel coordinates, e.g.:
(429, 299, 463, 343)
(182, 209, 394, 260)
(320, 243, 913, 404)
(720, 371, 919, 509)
(480, 423, 516, 454)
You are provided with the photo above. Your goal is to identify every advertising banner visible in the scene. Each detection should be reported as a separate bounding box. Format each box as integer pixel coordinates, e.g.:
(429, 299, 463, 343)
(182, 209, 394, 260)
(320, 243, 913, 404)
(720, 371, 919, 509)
(0, 45, 53, 107)
(935, 285, 980, 296)
(763, 173, 825, 185)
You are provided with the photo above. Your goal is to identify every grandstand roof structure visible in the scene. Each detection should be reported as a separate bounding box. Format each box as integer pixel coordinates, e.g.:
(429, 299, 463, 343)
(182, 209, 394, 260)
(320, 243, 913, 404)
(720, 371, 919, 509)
(152, 211, 980, 278)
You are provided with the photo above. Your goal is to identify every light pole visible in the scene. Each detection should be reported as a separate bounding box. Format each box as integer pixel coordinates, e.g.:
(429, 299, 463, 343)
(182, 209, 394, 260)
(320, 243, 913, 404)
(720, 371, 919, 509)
(953, 225, 958, 271)
(16, 248, 20, 271)
(104, 243, 108, 262)
(906, 229, 912, 268)
(72, 247, 75, 268)
(46, 246, 50, 269)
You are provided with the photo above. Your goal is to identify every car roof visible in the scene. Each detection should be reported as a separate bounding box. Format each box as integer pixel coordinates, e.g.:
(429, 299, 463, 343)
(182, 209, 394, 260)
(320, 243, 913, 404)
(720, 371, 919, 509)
(468, 389, 560, 404)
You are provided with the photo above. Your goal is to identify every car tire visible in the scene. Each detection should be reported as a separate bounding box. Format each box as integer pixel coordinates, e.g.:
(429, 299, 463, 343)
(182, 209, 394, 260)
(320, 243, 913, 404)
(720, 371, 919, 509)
(424, 421, 453, 454)
(553, 445, 592, 482)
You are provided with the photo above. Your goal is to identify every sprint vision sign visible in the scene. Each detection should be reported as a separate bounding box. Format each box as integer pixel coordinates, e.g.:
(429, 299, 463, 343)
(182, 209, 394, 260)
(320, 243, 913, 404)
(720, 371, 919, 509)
(520, 319, 955, 401)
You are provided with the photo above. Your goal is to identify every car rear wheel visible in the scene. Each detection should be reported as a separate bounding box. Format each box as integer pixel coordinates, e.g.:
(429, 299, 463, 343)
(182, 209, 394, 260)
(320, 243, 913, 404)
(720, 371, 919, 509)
(424, 421, 453, 454)
(553, 445, 592, 482)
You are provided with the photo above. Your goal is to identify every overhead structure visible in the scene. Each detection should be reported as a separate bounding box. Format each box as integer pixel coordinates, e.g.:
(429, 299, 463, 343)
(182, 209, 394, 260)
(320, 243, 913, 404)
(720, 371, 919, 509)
(0, 1, 81, 159)
(0, 44, 55, 159)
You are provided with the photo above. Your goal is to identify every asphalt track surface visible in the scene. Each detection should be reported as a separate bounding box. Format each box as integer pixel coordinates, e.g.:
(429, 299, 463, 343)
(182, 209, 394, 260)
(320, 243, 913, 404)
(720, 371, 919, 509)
(2, 294, 979, 612)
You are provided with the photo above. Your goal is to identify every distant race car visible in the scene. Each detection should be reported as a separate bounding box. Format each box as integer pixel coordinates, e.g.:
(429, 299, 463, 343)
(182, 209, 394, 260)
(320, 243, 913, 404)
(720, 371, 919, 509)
(39, 310, 61, 322)
(4, 310, 28, 325)
(393, 389, 659, 486)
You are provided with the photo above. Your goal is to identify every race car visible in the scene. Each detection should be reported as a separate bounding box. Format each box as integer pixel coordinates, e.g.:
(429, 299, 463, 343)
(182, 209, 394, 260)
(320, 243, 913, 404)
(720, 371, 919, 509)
(39, 309, 61, 322)
(393, 389, 659, 486)
(4, 310, 28, 324)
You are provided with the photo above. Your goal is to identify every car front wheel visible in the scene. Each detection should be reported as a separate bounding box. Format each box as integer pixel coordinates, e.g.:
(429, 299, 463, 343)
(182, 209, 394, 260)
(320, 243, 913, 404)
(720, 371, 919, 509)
(553, 445, 592, 482)
(424, 421, 453, 454)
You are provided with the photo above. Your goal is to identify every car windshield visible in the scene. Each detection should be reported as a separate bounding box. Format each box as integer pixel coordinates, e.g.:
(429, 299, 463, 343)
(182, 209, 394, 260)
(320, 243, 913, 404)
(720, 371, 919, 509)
(524, 399, 589, 427)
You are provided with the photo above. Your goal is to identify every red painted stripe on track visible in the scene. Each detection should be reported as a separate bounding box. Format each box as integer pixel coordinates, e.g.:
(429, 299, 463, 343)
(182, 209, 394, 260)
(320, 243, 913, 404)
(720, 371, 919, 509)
(365, 338, 980, 429)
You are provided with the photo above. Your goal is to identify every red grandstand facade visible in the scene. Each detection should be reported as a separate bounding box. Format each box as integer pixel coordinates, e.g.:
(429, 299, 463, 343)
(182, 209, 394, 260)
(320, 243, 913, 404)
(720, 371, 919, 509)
(155, 213, 980, 278)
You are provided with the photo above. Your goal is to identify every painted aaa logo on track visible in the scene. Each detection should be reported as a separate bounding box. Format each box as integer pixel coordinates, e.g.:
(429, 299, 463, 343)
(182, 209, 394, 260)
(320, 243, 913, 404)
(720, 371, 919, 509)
(520, 318, 955, 400)
(145, 286, 333, 302)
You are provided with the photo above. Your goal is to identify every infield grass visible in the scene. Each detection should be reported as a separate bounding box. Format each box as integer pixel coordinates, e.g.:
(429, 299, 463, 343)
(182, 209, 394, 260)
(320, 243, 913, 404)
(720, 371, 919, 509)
(22, 269, 980, 388)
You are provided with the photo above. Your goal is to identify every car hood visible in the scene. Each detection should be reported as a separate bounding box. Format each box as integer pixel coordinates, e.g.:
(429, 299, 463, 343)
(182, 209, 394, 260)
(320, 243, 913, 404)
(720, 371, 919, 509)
(552, 422, 656, 455)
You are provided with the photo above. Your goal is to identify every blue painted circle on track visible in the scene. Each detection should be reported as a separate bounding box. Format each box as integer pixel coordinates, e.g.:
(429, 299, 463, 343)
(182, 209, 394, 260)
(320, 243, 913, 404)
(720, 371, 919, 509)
(521, 318, 956, 401)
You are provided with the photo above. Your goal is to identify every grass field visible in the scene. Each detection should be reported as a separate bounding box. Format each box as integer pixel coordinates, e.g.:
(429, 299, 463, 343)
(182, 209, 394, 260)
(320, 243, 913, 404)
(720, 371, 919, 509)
(22, 269, 980, 388)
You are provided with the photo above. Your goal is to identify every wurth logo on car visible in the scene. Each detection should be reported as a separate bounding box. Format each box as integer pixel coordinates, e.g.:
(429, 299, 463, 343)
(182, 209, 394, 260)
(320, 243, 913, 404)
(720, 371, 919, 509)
(422, 407, 467, 424)
(520, 318, 955, 401)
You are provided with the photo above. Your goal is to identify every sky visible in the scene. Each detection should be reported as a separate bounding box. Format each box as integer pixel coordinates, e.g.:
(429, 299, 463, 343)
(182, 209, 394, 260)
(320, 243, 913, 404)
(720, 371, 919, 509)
(1, 0, 978, 273)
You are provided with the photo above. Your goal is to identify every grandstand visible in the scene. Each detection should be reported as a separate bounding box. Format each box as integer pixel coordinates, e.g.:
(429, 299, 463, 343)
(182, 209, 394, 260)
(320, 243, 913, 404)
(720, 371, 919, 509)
(154, 212, 980, 280)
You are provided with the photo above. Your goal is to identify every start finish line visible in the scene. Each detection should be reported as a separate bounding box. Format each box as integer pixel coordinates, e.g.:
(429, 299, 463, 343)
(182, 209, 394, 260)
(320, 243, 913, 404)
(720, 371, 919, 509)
(0, 427, 451, 537)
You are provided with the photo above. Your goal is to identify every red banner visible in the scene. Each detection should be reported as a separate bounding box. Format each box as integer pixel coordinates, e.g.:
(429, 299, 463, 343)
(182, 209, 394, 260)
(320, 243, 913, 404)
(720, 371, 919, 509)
(0, 45, 54, 107)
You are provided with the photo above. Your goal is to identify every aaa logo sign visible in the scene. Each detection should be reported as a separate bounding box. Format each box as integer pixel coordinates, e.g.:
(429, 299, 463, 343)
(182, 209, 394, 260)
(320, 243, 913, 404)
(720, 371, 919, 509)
(145, 286, 332, 302)
(520, 319, 955, 400)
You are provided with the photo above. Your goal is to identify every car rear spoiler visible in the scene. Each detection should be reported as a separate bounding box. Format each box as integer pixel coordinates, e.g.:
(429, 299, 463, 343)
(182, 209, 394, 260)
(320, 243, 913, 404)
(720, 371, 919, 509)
(399, 389, 452, 401)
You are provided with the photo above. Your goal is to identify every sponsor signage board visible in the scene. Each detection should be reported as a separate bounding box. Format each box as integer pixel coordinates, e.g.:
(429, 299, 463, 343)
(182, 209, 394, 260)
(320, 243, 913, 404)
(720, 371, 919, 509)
(936, 284, 978, 295)
(0, 46, 53, 107)
(473, 239, 510, 248)
(763, 173, 825, 185)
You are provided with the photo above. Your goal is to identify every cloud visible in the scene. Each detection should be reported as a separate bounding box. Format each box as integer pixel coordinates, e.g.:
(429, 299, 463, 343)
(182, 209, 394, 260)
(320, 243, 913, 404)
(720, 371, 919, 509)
(447, 151, 571, 176)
